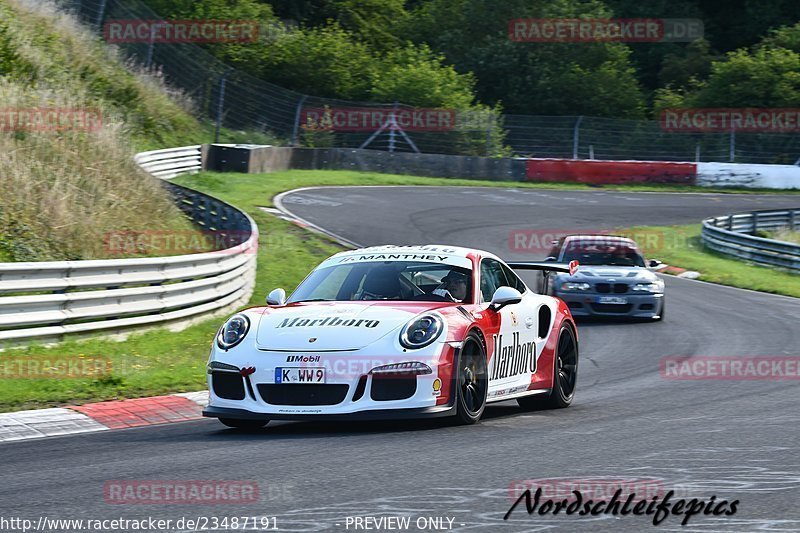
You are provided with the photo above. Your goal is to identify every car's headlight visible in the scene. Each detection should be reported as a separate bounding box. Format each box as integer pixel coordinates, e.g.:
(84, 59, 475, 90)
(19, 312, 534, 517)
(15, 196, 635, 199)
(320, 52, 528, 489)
(560, 281, 591, 291)
(632, 281, 664, 293)
(370, 362, 432, 375)
(216, 313, 250, 350)
(400, 314, 443, 349)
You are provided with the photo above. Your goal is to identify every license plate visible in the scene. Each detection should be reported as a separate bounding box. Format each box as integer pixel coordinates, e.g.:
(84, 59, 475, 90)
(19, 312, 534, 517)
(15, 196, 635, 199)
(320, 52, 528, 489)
(598, 296, 628, 304)
(275, 367, 326, 384)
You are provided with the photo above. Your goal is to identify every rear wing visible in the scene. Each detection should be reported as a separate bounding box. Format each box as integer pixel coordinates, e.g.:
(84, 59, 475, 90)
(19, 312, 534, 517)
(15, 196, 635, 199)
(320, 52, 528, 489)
(507, 260, 579, 276)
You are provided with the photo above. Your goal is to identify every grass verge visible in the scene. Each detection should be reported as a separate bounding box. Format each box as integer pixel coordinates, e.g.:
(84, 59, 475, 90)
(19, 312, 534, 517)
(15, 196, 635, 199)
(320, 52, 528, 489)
(628, 224, 799, 298)
(1, 170, 798, 412)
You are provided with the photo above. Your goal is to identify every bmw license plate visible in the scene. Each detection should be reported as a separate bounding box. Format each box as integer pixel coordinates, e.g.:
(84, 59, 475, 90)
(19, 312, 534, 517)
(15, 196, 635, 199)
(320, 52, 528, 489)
(275, 367, 326, 384)
(597, 296, 628, 305)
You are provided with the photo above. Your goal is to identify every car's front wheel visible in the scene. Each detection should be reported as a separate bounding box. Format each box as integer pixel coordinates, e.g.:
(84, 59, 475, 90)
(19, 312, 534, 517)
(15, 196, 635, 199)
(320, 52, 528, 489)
(219, 418, 269, 430)
(455, 332, 488, 425)
(518, 323, 578, 410)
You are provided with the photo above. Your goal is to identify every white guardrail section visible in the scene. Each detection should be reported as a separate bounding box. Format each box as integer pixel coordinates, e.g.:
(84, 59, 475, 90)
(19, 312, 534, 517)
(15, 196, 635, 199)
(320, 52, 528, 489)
(0, 146, 258, 345)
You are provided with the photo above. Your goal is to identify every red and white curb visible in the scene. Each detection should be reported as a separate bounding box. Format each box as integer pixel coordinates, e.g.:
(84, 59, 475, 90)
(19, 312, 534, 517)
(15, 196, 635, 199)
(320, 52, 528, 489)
(0, 391, 208, 442)
(659, 264, 701, 279)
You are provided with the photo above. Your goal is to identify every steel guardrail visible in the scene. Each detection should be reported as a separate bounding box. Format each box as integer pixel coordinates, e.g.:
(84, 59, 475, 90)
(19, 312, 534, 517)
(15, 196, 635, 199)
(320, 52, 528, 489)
(701, 209, 800, 271)
(0, 146, 258, 345)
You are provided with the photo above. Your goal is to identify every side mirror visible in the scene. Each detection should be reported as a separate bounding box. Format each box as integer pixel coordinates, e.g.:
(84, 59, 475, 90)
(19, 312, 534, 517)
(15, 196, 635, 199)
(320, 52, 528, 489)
(648, 259, 663, 269)
(266, 288, 286, 306)
(490, 286, 523, 311)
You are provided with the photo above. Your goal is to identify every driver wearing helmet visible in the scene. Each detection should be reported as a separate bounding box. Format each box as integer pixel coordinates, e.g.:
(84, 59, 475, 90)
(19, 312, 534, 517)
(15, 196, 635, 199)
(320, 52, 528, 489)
(432, 270, 468, 302)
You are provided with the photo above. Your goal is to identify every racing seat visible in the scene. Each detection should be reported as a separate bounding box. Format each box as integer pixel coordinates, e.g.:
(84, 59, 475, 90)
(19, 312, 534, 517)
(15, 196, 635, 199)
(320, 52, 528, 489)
(360, 268, 402, 299)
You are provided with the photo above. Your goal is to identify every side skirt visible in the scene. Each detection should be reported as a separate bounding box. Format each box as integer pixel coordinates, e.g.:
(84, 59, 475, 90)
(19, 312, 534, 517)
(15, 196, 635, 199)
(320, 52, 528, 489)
(486, 388, 551, 404)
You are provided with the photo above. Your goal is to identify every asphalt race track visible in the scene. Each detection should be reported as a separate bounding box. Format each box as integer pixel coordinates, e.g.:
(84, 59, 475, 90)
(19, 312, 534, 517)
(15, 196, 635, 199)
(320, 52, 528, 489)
(2, 186, 799, 532)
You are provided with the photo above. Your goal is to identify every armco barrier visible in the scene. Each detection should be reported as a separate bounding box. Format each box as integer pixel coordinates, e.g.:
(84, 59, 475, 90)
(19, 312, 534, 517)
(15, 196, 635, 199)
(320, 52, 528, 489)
(702, 209, 800, 271)
(0, 146, 257, 345)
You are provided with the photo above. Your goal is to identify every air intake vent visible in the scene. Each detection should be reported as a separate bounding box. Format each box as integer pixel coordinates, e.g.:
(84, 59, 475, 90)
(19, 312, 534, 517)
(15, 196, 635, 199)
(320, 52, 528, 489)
(212, 373, 246, 400)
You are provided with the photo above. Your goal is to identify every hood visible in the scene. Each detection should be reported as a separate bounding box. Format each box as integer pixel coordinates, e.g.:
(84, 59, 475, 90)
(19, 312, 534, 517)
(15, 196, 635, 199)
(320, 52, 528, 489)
(558, 266, 658, 282)
(255, 302, 427, 351)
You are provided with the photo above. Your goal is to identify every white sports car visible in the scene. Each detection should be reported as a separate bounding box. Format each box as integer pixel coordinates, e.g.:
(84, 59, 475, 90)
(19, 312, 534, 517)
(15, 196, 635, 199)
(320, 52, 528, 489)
(203, 245, 579, 428)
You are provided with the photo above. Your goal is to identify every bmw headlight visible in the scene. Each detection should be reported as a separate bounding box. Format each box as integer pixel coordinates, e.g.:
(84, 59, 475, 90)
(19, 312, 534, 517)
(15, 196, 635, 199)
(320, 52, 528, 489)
(632, 281, 664, 293)
(560, 281, 591, 292)
(400, 314, 443, 349)
(216, 313, 250, 350)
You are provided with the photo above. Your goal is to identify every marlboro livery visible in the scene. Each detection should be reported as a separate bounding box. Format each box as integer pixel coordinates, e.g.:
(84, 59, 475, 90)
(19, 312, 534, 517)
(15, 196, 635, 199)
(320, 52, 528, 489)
(203, 245, 580, 428)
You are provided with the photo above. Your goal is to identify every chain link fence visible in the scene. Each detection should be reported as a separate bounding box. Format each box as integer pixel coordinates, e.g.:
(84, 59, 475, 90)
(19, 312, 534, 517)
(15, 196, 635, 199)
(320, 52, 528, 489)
(59, 0, 800, 163)
(505, 115, 800, 164)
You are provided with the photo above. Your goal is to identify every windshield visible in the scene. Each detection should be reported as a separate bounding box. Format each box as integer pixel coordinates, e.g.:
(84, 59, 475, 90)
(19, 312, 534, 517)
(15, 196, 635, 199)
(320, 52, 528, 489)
(287, 261, 474, 303)
(561, 242, 646, 267)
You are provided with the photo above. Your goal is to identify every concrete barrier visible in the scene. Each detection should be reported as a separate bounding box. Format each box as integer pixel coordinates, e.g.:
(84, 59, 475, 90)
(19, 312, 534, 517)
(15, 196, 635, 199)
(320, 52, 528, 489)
(205, 145, 526, 181)
(697, 163, 800, 189)
(525, 159, 697, 185)
(202, 144, 800, 189)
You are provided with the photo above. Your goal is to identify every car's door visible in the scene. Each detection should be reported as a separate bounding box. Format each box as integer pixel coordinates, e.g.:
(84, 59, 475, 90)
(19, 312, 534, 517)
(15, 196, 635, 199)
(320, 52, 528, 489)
(479, 258, 538, 399)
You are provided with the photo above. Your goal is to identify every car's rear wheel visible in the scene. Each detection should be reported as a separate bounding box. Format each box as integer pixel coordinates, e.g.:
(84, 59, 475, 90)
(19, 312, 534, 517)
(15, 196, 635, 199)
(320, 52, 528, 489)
(517, 323, 578, 410)
(219, 418, 269, 430)
(455, 332, 488, 425)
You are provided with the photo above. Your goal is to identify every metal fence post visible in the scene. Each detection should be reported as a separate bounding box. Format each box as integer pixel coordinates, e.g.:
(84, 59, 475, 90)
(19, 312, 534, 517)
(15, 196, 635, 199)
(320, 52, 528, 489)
(214, 71, 229, 144)
(729, 129, 735, 162)
(695, 143, 700, 162)
(291, 95, 308, 146)
(486, 114, 493, 156)
(388, 102, 398, 153)
(572, 116, 583, 159)
(94, 0, 107, 32)
(145, 23, 159, 70)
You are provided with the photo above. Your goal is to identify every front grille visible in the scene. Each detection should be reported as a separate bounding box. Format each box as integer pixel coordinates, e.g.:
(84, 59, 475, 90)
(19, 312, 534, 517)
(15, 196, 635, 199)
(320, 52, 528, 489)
(596, 283, 628, 293)
(567, 301, 583, 309)
(590, 304, 633, 314)
(212, 373, 246, 400)
(257, 384, 349, 405)
(370, 374, 417, 401)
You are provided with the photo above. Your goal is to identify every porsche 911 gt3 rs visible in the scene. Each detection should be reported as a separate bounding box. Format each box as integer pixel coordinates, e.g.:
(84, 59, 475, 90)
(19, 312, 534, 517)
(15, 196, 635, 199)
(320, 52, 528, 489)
(202, 245, 580, 428)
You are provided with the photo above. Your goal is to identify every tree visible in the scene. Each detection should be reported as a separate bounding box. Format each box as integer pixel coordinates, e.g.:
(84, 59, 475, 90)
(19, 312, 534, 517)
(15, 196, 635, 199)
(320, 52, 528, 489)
(658, 39, 716, 90)
(370, 44, 476, 108)
(402, 0, 646, 117)
(249, 24, 378, 100)
(655, 26, 800, 109)
(329, 0, 409, 52)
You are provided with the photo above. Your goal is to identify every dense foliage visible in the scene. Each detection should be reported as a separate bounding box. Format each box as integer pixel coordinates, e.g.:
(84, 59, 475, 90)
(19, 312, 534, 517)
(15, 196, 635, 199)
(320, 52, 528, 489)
(135, 0, 800, 118)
